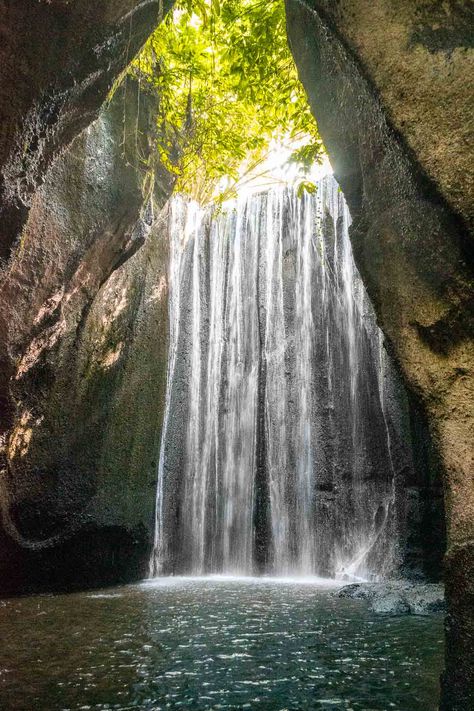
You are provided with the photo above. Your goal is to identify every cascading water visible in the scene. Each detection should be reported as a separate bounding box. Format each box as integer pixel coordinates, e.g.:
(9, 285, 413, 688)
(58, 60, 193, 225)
(150, 175, 414, 580)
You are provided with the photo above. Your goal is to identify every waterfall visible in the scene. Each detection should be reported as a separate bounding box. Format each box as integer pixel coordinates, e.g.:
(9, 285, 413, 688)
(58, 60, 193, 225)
(151, 175, 411, 579)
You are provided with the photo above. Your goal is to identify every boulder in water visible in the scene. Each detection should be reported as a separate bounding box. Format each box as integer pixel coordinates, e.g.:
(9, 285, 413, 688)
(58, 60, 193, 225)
(337, 581, 445, 616)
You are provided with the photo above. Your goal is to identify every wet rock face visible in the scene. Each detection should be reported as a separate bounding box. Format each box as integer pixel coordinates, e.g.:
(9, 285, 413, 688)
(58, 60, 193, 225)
(285, 1, 473, 707)
(0, 0, 174, 262)
(0, 78, 174, 594)
(337, 581, 446, 617)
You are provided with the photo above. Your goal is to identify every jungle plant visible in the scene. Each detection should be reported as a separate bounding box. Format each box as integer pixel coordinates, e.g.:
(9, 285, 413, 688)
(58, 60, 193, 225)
(133, 0, 323, 203)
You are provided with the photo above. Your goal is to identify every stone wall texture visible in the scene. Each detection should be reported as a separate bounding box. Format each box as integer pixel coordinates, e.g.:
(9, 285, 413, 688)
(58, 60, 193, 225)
(0, 78, 173, 592)
(285, 2, 473, 708)
(0, 0, 173, 262)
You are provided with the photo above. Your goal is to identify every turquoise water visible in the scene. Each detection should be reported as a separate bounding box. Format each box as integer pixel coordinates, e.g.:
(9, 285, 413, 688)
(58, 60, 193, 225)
(0, 577, 444, 710)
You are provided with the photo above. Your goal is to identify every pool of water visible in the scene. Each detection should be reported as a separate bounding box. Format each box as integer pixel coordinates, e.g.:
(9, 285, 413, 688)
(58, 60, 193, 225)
(0, 577, 444, 710)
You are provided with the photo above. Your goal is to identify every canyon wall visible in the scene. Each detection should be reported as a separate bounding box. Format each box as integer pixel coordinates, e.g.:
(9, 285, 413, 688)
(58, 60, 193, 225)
(0, 0, 173, 262)
(285, 1, 473, 708)
(0, 2, 175, 593)
(0, 77, 173, 592)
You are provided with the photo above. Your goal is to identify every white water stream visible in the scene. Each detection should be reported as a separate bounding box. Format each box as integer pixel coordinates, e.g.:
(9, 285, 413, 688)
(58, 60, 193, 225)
(151, 176, 409, 580)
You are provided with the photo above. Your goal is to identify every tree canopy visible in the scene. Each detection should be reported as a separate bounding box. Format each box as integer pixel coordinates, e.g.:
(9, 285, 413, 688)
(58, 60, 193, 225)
(133, 0, 323, 203)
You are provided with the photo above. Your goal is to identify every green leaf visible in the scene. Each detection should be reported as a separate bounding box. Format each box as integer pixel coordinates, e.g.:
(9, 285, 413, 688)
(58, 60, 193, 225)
(296, 181, 317, 198)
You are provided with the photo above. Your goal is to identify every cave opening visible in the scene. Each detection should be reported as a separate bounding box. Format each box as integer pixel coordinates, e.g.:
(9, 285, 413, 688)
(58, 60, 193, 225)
(2, 0, 471, 709)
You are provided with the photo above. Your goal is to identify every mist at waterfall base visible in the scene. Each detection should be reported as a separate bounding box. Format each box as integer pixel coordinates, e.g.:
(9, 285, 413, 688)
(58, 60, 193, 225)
(151, 175, 416, 581)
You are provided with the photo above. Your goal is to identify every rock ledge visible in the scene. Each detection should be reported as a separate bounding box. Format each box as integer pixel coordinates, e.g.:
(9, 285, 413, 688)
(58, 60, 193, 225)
(336, 581, 445, 616)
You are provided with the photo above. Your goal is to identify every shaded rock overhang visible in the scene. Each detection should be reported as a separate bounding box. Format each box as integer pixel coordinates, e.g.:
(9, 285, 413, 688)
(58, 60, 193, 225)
(0, 0, 174, 263)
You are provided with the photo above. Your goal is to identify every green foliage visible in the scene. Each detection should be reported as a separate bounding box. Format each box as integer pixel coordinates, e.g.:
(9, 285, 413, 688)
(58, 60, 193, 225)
(133, 0, 323, 203)
(296, 180, 317, 199)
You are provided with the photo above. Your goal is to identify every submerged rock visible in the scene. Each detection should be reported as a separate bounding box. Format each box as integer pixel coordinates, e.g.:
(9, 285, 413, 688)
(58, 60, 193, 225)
(372, 592, 411, 616)
(337, 581, 446, 616)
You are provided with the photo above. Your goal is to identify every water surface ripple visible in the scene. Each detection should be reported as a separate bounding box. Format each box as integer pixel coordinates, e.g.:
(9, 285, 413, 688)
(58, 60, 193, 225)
(0, 578, 443, 710)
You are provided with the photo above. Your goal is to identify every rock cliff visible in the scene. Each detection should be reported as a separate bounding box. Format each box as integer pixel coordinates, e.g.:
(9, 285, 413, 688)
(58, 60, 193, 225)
(0, 0, 173, 262)
(0, 77, 173, 592)
(285, 1, 473, 707)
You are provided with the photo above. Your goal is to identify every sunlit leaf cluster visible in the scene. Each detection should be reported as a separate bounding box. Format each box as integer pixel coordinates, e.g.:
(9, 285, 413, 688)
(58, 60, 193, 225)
(133, 0, 323, 203)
